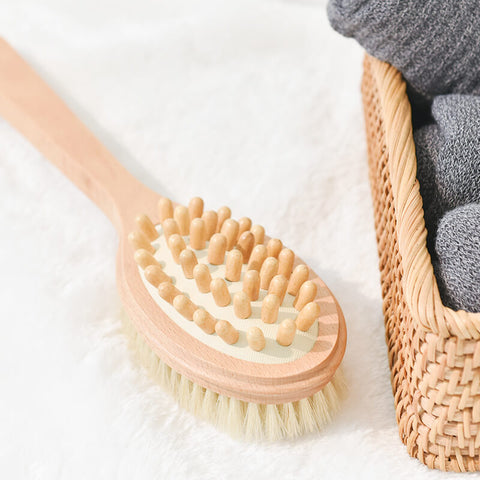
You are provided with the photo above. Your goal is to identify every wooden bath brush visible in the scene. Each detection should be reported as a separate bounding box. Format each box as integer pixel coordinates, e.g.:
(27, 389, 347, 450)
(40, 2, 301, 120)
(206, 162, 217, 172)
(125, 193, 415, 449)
(0, 39, 346, 440)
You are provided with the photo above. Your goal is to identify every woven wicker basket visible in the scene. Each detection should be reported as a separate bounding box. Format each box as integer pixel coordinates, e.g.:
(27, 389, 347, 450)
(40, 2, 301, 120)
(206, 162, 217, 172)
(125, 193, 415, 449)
(362, 54, 480, 472)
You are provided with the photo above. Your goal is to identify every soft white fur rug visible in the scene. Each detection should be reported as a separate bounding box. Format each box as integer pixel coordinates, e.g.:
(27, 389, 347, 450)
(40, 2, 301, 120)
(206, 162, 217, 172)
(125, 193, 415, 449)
(0, 0, 460, 478)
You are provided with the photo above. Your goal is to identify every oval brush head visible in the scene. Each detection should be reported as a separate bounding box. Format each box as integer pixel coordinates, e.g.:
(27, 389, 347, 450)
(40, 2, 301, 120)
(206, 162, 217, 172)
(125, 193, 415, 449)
(127, 196, 347, 440)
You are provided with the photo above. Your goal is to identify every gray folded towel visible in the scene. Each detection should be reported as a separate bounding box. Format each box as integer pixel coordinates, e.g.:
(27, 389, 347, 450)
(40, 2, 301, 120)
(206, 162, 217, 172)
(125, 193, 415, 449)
(413, 124, 444, 252)
(432, 95, 480, 209)
(327, 0, 480, 99)
(435, 204, 480, 313)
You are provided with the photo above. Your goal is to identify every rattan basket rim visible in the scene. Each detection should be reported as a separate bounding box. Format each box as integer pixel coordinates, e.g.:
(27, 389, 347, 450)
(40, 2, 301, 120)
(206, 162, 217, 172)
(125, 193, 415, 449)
(367, 54, 480, 339)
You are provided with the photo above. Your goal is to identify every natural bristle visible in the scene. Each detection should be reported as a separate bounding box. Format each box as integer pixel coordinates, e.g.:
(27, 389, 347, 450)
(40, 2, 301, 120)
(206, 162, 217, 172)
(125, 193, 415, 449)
(122, 311, 345, 441)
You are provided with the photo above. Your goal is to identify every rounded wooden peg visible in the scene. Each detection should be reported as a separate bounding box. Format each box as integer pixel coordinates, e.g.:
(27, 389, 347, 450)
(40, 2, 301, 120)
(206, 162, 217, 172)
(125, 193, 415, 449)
(261, 294, 281, 324)
(207, 233, 227, 265)
(158, 282, 180, 304)
(144, 265, 170, 287)
(210, 278, 231, 306)
(158, 196, 173, 222)
(168, 233, 186, 263)
(215, 320, 239, 345)
(189, 218, 206, 250)
(294, 280, 317, 311)
(247, 244, 267, 271)
(174, 205, 190, 235)
(259, 257, 279, 290)
(135, 213, 159, 241)
(221, 219, 239, 251)
(128, 231, 154, 254)
(233, 291, 251, 319)
(225, 249, 243, 282)
(276, 318, 296, 346)
(202, 210, 218, 241)
(247, 327, 265, 352)
(278, 248, 295, 279)
(188, 197, 204, 221)
(287, 264, 309, 296)
(236, 231, 254, 263)
(267, 238, 283, 258)
(179, 249, 198, 279)
(216, 206, 231, 233)
(173, 294, 198, 321)
(193, 308, 216, 334)
(238, 217, 252, 238)
(268, 274, 288, 303)
(243, 270, 260, 301)
(193, 264, 212, 293)
(162, 218, 180, 242)
(134, 249, 159, 270)
(251, 224, 265, 245)
(296, 301, 321, 332)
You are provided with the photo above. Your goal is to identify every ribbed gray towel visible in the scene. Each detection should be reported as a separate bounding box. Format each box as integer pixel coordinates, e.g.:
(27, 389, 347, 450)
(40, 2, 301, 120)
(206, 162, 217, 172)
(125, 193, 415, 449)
(435, 204, 480, 313)
(327, 0, 480, 99)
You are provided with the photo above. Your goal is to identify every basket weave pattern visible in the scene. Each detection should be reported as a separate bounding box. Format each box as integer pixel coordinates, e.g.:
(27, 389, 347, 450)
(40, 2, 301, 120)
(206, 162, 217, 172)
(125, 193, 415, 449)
(362, 54, 480, 472)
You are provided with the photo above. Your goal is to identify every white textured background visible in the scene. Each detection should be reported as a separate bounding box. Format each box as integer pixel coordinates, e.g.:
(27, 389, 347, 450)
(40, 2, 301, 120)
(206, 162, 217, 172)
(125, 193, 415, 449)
(0, 1, 460, 478)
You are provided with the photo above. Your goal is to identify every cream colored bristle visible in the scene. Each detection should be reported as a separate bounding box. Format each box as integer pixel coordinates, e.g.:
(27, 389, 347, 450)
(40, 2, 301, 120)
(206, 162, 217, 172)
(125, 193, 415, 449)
(225, 249, 243, 282)
(144, 265, 170, 287)
(135, 213, 159, 241)
(215, 320, 239, 344)
(296, 301, 321, 332)
(221, 219, 239, 251)
(173, 294, 198, 321)
(168, 233, 186, 263)
(158, 281, 180, 304)
(158, 196, 173, 222)
(236, 231, 254, 263)
(287, 264, 309, 296)
(193, 308, 216, 334)
(174, 205, 190, 236)
(188, 197, 204, 221)
(261, 294, 280, 324)
(134, 249, 159, 270)
(266, 238, 283, 258)
(189, 218, 206, 250)
(259, 257, 279, 290)
(216, 206, 231, 233)
(202, 210, 218, 241)
(210, 278, 230, 307)
(237, 217, 252, 238)
(122, 313, 345, 441)
(278, 248, 295, 279)
(247, 326, 265, 352)
(247, 244, 267, 271)
(162, 218, 180, 242)
(251, 224, 265, 245)
(207, 233, 227, 265)
(193, 264, 212, 293)
(128, 230, 154, 254)
(179, 249, 198, 279)
(276, 318, 296, 346)
(268, 274, 288, 303)
(294, 280, 317, 311)
(233, 291, 251, 319)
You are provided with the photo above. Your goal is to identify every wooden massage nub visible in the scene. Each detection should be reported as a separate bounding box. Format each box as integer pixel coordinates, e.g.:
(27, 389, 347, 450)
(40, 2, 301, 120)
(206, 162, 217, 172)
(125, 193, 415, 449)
(0, 38, 347, 441)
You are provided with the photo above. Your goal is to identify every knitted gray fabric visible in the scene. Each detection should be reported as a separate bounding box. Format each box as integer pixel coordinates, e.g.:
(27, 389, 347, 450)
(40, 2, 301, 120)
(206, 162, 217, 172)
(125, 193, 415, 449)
(327, 0, 480, 99)
(435, 204, 480, 313)
(431, 95, 480, 209)
(413, 124, 444, 251)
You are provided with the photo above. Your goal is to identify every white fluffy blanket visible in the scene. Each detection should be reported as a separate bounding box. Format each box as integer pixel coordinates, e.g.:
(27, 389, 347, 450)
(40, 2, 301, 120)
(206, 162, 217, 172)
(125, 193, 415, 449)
(0, 0, 457, 478)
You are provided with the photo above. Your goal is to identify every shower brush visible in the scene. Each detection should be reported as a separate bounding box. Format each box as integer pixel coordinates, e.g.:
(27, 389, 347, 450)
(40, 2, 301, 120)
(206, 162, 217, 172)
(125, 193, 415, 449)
(0, 39, 347, 440)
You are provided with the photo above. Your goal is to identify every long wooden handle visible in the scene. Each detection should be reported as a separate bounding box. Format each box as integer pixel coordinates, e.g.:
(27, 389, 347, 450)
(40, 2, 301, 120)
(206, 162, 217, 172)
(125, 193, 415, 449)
(0, 38, 152, 231)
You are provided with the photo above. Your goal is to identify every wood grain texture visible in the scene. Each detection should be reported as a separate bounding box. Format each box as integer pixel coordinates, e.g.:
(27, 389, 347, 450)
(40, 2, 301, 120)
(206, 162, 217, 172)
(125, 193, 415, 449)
(0, 38, 346, 404)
